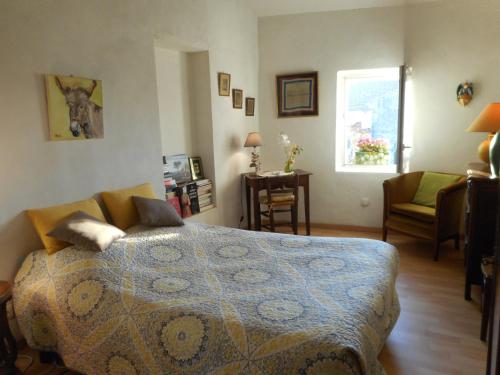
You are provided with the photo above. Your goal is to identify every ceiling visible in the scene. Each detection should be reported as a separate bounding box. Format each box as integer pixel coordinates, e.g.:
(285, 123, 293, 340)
(245, 0, 440, 17)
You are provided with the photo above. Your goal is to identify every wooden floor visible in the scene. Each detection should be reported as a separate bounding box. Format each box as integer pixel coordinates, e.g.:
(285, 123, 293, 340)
(310, 225, 487, 375)
(16, 225, 487, 375)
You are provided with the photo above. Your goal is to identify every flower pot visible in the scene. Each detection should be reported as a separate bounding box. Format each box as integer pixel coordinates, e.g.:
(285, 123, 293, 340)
(355, 151, 389, 165)
(284, 160, 294, 173)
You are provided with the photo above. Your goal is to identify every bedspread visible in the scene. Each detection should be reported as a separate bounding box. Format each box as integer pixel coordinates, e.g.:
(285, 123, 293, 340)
(14, 223, 399, 375)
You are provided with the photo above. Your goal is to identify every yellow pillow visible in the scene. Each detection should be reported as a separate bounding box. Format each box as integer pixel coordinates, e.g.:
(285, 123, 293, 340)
(101, 183, 157, 230)
(26, 198, 106, 254)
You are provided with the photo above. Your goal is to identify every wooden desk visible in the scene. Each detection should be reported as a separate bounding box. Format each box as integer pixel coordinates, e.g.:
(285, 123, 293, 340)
(243, 169, 312, 235)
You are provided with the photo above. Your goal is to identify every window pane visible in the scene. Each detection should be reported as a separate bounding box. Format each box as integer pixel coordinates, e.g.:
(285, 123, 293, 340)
(343, 76, 399, 167)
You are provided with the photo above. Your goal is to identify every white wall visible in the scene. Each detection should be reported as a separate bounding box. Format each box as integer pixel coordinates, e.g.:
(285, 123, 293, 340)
(258, 1, 500, 227)
(155, 48, 193, 156)
(404, 0, 500, 172)
(259, 7, 405, 227)
(0, 0, 258, 281)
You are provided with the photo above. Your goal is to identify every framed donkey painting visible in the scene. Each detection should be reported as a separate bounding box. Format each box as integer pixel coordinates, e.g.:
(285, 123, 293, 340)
(45, 74, 104, 140)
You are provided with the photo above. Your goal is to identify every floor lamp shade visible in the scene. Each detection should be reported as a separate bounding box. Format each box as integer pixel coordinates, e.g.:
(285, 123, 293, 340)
(467, 103, 500, 176)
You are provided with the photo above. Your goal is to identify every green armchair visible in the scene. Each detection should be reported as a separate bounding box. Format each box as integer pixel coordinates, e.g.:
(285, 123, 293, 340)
(383, 171, 467, 261)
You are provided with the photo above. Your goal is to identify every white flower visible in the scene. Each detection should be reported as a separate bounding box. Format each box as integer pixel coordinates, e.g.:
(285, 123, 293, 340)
(278, 132, 290, 147)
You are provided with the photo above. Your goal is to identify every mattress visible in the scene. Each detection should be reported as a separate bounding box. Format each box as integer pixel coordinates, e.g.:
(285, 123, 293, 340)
(13, 223, 399, 375)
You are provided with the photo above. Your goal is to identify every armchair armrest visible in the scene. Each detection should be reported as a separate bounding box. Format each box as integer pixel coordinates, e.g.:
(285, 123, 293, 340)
(435, 180, 467, 239)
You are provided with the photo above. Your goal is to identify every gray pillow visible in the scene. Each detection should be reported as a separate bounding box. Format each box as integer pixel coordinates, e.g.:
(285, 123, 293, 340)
(47, 211, 125, 251)
(133, 196, 184, 227)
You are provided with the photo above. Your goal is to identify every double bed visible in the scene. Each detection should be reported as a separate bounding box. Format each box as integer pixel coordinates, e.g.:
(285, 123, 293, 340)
(13, 223, 399, 375)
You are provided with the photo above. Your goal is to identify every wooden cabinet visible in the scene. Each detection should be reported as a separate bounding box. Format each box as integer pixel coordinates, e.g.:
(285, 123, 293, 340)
(464, 176, 499, 300)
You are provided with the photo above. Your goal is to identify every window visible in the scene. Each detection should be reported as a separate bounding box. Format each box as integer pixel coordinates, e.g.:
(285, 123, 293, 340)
(335, 67, 404, 173)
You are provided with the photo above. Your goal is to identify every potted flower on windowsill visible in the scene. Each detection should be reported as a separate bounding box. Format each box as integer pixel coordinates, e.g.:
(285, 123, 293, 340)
(278, 132, 303, 173)
(355, 137, 389, 165)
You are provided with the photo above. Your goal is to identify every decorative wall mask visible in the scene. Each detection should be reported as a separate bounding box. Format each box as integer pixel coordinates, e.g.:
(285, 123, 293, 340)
(457, 81, 473, 106)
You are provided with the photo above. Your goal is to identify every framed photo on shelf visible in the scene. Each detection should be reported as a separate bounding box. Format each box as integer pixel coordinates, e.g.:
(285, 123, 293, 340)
(218, 73, 231, 96)
(245, 97, 255, 116)
(232, 89, 243, 109)
(189, 157, 204, 180)
(276, 71, 318, 117)
(164, 154, 191, 185)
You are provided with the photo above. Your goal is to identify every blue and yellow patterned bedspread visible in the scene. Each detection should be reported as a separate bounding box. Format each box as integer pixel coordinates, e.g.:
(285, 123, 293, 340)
(13, 223, 399, 375)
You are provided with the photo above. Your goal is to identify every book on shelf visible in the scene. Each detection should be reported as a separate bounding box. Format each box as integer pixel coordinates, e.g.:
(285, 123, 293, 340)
(166, 195, 182, 217)
(198, 192, 212, 200)
(200, 203, 215, 212)
(174, 186, 192, 218)
(196, 178, 211, 186)
(199, 197, 213, 207)
(197, 184, 211, 193)
(186, 182, 200, 214)
(164, 177, 177, 187)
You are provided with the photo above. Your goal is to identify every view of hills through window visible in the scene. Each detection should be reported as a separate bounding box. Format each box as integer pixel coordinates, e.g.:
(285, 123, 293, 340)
(335, 66, 402, 174)
(344, 77, 399, 166)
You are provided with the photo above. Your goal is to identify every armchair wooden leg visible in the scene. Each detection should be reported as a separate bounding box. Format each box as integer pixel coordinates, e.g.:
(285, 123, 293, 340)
(269, 207, 275, 232)
(433, 240, 440, 261)
(291, 205, 298, 235)
(382, 226, 388, 242)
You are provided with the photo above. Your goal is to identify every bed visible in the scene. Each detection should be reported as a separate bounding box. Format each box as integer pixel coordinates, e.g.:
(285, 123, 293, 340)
(13, 223, 399, 375)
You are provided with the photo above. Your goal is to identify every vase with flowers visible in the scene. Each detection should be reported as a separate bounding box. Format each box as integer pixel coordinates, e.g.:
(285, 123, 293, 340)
(278, 132, 303, 173)
(355, 137, 389, 165)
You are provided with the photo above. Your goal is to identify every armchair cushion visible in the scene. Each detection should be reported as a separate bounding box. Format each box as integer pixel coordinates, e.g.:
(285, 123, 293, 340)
(391, 203, 436, 223)
(411, 172, 462, 208)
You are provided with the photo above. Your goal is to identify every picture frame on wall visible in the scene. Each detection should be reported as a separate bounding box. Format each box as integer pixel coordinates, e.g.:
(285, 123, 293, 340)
(218, 73, 231, 96)
(189, 157, 204, 181)
(276, 72, 318, 118)
(232, 89, 243, 109)
(245, 97, 255, 116)
(45, 74, 104, 140)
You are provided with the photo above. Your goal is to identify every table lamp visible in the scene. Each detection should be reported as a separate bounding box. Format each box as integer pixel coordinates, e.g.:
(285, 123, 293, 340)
(244, 132, 262, 174)
(467, 103, 500, 177)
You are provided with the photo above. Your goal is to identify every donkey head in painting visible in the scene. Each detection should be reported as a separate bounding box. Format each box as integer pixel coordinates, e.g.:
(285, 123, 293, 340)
(55, 76, 103, 139)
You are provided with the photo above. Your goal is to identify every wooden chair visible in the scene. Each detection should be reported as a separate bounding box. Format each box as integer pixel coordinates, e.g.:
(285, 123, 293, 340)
(259, 174, 299, 234)
(383, 171, 467, 261)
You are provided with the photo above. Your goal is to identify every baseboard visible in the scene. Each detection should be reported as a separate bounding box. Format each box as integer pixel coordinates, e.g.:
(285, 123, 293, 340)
(300, 222, 382, 233)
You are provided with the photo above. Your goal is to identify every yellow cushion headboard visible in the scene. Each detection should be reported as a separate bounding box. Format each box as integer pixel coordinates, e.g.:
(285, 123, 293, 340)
(26, 198, 106, 254)
(101, 183, 157, 230)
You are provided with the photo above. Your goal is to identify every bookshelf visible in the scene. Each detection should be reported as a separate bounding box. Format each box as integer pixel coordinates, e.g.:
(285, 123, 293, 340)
(164, 176, 215, 220)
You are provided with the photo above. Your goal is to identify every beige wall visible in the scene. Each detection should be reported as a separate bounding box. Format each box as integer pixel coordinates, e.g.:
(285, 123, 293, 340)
(0, 0, 258, 280)
(404, 0, 500, 172)
(258, 7, 405, 227)
(155, 48, 193, 156)
(258, 1, 500, 227)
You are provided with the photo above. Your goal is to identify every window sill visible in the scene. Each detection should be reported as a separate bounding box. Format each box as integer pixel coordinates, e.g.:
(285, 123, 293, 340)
(335, 164, 397, 174)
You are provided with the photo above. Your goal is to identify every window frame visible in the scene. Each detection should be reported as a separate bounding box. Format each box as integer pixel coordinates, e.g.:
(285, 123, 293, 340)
(335, 67, 404, 174)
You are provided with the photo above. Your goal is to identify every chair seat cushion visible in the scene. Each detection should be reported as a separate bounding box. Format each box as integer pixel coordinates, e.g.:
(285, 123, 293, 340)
(391, 203, 436, 223)
(259, 194, 295, 205)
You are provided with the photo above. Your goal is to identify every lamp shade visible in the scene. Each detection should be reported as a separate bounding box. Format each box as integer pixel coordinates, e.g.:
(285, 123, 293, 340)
(244, 132, 262, 147)
(467, 103, 500, 133)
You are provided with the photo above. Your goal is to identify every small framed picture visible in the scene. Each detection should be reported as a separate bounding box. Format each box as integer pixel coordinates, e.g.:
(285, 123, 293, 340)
(245, 97, 255, 116)
(277, 71, 318, 117)
(218, 73, 231, 96)
(164, 154, 192, 185)
(189, 156, 204, 180)
(232, 89, 243, 109)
